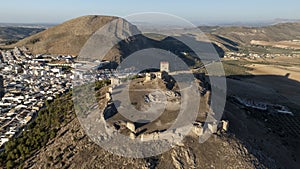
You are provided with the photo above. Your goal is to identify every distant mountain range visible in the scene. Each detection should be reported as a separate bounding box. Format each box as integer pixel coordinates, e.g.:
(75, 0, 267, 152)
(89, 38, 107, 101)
(194, 18, 300, 27)
(0, 23, 56, 29)
(200, 22, 300, 43)
(0, 16, 300, 169)
(1, 15, 300, 58)
(0, 27, 44, 45)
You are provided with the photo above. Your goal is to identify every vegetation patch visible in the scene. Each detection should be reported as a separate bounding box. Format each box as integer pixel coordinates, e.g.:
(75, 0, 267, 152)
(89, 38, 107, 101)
(0, 92, 74, 169)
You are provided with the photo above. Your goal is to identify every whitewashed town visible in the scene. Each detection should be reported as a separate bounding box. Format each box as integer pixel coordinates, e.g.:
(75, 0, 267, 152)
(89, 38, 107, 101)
(0, 47, 74, 148)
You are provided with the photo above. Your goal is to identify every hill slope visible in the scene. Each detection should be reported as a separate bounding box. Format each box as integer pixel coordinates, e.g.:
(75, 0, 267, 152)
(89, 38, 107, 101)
(7, 15, 222, 63)
(6, 15, 123, 55)
(4, 18, 300, 57)
(208, 22, 300, 46)
(0, 27, 44, 45)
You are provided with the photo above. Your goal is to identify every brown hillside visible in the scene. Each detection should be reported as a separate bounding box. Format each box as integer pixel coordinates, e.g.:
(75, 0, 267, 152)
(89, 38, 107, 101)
(214, 22, 300, 45)
(7, 15, 119, 55)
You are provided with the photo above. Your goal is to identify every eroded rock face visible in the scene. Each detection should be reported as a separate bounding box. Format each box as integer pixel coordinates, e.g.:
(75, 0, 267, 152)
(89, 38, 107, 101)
(110, 17, 141, 41)
(78, 16, 141, 62)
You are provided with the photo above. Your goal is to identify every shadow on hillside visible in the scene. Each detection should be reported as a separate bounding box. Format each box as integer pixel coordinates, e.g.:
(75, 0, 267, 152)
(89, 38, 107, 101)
(104, 33, 225, 68)
(215, 35, 239, 47)
(223, 74, 300, 169)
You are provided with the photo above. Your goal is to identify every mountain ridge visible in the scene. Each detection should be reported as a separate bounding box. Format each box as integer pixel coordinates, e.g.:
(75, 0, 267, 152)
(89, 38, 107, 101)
(5, 15, 120, 55)
(2, 16, 300, 59)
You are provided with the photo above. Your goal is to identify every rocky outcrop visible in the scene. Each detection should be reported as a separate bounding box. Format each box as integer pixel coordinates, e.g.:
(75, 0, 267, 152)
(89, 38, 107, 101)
(171, 147, 196, 169)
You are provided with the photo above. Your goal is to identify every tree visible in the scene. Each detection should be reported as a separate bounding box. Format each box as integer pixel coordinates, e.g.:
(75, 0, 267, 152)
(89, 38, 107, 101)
(6, 160, 14, 169)
(7, 151, 15, 161)
(0, 91, 74, 168)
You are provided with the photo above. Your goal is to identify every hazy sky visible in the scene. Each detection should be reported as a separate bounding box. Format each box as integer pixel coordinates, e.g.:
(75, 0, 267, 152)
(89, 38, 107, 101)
(0, 0, 299, 24)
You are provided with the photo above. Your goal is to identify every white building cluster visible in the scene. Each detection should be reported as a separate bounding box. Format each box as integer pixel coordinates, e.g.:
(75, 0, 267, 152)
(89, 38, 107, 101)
(0, 47, 73, 147)
(224, 51, 299, 60)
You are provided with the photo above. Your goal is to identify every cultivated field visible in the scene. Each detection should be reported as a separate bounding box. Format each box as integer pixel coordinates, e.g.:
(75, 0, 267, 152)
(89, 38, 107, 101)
(246, 56, 300, 81)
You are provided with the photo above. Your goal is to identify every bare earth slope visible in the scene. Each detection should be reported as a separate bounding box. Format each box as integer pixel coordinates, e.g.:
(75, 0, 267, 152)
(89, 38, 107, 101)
(6, 15, 120, 55)
(214, 22, 300, 45)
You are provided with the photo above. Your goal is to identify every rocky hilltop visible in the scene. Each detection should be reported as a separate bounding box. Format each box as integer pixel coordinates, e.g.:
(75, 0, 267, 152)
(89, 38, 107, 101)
(3, 16, 300, 58)
(4, 15, 227, 61)
(6, 15, 140, 56)
(1, 15, 300, 169)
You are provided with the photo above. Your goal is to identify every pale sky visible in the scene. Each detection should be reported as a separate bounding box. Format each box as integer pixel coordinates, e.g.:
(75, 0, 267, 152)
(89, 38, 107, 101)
(0, 0, 299, 24)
